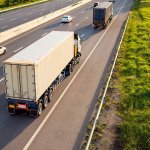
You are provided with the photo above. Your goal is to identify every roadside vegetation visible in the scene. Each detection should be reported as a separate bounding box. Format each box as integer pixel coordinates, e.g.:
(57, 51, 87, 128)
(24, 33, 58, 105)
(82, 0, 150, 149)
(117, 0, 150, 149)
(0, 0, 49, 10)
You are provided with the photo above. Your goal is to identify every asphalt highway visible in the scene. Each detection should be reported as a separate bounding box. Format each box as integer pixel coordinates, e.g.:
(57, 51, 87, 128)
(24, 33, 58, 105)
(0, 0, 80, 32)
(0, 0, 133, 149)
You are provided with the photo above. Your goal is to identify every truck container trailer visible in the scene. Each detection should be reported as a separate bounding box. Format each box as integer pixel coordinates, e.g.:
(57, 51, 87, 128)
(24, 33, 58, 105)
(3, 31, 81, 117)
(93, 2, 113, 29)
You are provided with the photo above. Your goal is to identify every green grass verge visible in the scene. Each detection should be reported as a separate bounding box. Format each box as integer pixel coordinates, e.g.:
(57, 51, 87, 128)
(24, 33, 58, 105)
(117, 0, 150, 149)
(81, 0, 150, 149)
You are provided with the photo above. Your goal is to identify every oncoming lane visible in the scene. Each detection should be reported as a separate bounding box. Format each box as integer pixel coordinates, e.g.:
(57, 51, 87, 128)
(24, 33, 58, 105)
(0, 0, 81, 32)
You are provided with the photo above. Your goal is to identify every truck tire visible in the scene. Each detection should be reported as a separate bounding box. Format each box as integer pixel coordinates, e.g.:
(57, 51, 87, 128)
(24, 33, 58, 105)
(76, 53, 81, 63)
(69, 65, 72, 75)
(109, 15, 113, 22)
(67, 64, 72, 76)
(103, 24, 107, 29)
(93, 25, 98, 29)
(38, 102, 42, 116)
(43, 95, 48, 108)
(48, 90, 53, 102)
(8, 107, 15, 115)
(71, 63, 74, 72)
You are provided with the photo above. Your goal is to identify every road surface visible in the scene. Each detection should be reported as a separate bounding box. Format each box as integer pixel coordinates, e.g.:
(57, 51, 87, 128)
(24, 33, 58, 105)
(0, 0, 133, 149)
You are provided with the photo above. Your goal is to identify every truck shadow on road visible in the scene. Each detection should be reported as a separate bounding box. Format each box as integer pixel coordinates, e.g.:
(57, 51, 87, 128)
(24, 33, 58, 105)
(43, 23, 103, 42)
(0, 92, 35, 149)
(75, 24, 103, 42)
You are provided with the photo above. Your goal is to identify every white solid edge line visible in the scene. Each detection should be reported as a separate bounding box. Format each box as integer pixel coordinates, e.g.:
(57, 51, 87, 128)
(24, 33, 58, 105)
(85, 0, 129, 149)
(23, 1, 128, 150)
(0, 77, 4, 82)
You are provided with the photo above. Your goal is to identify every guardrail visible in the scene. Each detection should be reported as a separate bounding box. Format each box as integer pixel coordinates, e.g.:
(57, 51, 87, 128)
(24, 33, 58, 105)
(0, 0, 92, 44)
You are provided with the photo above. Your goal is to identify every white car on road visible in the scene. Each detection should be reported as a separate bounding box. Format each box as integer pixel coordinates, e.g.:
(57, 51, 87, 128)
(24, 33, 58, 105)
(0, 46, 7, 55)
(61, 15, 72, 23)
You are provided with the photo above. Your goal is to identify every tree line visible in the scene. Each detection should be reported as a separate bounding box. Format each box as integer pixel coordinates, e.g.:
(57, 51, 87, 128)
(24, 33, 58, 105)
(4, 0, 34, 6)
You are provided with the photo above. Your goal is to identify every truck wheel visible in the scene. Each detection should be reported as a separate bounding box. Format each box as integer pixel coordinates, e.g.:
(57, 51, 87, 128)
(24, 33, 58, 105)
(103, 25, 107, 29)
(109, 18, 112, 23)
(76, 55, 81, 63)
(43, 95, 48, 108)
(71, 64, 74, 72)
(38, 102, 42, 116)
(48, 90, 52, 102)
(93, 24, 97, 29)
(8, 107, 15, 115)
(69, 65, 71, 75)
(67, 64, 72, 75)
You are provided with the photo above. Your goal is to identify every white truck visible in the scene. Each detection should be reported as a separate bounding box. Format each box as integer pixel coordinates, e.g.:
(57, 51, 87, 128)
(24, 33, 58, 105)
(3, 31, 81, 117)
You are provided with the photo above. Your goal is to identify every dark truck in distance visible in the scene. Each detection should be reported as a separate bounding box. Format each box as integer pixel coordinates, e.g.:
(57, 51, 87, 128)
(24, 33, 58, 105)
(93, 2, 113, 29)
